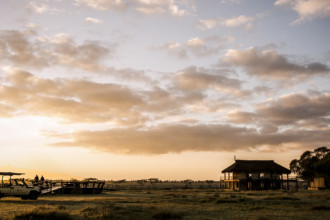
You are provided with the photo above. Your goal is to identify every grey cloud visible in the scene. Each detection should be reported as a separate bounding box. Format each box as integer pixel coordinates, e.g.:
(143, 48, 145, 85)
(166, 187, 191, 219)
(0, 30, 51, 68)
(222, 47, 330, 80)
(227, 93, 330, 131)
(0, 30, 115, 72)
(174, 66, 248, 98)
(257, 93, 330, 126)
(53, 38, 112, 71)
(51, 123, 330, 154)
(227, 111, 257, 124)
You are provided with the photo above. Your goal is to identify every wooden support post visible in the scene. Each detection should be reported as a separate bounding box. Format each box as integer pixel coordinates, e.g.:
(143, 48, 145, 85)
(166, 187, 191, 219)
(287, 174, 289, 190)
(296, 177, 298, 191)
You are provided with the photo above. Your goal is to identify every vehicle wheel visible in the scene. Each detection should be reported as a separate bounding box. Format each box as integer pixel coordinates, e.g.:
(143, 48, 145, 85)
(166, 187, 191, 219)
(21, 196, 29, 200)
(29, 191, 38, 200)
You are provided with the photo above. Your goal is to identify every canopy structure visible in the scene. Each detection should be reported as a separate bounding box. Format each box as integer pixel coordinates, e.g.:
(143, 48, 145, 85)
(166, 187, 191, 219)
(222, 160, 291, 174)
(0, 172, 25, 176)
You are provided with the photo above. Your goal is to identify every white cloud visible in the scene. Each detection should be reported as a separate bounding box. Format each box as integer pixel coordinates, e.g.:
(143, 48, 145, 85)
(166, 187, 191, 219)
(76, 0, 188, 16)
(75, 0, 126, 11)
(219, 15, 255, 30)
(275, 0, 330, 23)
(26, 23, 39, 29)
(196, 19, 217, 30)
(186, 37, 205, 47)
(26, 1, 62, 14)
(85, 17, 104, 24)
(158, 35, 234, 59)
(135, 0, 186, 16)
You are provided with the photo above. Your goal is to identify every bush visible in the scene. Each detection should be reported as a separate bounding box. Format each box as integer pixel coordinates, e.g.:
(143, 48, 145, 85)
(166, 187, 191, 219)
(152, 210, 184, 220)
(14, 210, 71, 220)
(80, 206, 98, 217)
(311, 205, 330, 211)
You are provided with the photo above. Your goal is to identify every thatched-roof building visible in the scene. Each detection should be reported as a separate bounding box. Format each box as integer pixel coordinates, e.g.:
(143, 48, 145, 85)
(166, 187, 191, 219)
(220, 160, 294, 190)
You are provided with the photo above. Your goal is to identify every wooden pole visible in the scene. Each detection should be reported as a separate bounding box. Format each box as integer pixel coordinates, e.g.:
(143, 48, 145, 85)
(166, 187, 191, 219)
(296, 177, 298, 191)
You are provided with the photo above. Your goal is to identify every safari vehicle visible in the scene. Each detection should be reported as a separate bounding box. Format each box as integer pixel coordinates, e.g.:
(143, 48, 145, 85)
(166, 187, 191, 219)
(0, 172, 40, 200)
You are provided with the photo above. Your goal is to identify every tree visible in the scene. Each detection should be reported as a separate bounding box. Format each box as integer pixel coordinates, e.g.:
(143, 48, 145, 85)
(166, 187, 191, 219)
(290, 146, 330, 186)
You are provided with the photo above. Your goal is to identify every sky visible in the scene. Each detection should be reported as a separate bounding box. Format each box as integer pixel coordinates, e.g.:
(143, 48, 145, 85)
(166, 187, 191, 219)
(0, 0, 329, 180)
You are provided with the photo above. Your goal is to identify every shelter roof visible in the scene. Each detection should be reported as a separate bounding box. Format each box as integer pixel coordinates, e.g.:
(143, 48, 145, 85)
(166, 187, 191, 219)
(221, 160, 291, 174)
(0, 172, 25, 176)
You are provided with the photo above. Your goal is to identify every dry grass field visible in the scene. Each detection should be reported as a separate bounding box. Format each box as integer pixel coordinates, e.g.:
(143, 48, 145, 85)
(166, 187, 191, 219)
(0, 190, 329, 220)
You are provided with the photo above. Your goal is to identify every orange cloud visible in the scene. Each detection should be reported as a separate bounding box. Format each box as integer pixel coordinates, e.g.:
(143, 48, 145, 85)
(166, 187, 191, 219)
(50, 123, 330, 154)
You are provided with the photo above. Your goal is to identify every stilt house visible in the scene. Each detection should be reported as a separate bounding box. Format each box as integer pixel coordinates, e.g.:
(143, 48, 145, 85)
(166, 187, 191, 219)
(220, 160, 292, 190)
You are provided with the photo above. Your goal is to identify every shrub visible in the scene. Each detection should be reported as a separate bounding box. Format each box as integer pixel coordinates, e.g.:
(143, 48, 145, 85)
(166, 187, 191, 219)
(152, 210, 184, 220)
(215, 199, 238, 204)
(14, 210, 71, 220)
(80, 207, 98, 217)
(311, 205, 330, 211)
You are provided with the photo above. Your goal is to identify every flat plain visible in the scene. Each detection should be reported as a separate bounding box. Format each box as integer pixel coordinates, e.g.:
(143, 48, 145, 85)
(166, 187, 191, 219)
(0, 190, 329, 219)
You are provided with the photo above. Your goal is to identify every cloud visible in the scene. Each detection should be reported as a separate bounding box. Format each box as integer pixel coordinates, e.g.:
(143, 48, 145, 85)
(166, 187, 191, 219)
(51, 122, 330, 154)
(221, 0, 241, 3)
(196, 19, 217, 30)
(226, 111, 258, 124)
(75, 0, 126, 11)
(275, 0, 330, 23)
(75, 0, 190, 16)
(0, 30, 54, 69)
(157, 35, 234, 59)
(0, 30, 115, 72)
(136, 0, 186, 16)
(174, 66, 245, 97)
(26, 1, 63, 14)
(0, 68, 145, 124)
(157, 41, 188, 59)
(49, 124, 266, 154)
(222, 47, 330, 80)
(226, 92, 330, 131)
(85, 17, 104, 24)
(0, 65, 247, 126)
(257, 93, 330, 127)
(50, 34, 112, 71)
(219, 15, 256, 30)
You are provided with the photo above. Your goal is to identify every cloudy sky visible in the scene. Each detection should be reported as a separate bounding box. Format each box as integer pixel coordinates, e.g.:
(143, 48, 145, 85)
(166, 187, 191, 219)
(0, 0, 329, 180)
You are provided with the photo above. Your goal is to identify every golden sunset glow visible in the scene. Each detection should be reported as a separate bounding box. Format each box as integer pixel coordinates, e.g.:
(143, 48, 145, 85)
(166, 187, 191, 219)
(0, 0, 329, 180)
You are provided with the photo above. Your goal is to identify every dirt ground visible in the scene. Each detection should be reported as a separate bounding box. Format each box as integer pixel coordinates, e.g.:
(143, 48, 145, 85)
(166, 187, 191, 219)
(0, 189, 329, 219)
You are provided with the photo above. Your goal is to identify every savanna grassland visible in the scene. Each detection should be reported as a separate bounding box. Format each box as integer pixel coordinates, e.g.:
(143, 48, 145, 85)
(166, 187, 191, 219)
(0, 190, 329, 220)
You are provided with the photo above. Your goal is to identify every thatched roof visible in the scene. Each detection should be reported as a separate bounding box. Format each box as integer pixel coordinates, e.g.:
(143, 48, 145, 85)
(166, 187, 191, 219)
(221, 160, 291, 174)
